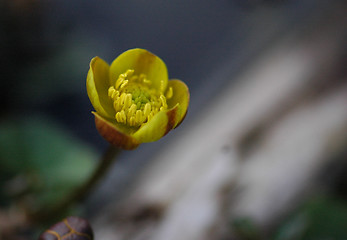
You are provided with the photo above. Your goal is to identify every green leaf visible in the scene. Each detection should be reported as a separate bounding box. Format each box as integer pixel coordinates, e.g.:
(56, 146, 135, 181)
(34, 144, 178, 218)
(0, 116, 97, 210)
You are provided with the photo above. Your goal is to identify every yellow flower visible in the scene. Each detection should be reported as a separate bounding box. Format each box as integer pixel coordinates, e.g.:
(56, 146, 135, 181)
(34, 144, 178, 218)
(86, 48, 190, 150)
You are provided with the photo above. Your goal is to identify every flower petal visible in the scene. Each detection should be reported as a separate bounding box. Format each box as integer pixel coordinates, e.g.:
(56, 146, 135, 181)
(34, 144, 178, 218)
(87, 57, 115, 118)
(166, 79, 190, 128)
(132, 111, 169, 143)
(93, 112, 140, 150)
(109, 48, 168, 93)
(132, 79, 189, 143)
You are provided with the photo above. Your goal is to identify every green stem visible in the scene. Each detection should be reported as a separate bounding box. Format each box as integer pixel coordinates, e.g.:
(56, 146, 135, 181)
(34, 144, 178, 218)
(32, 145, 120, 221)
(73, 145, 120, 202)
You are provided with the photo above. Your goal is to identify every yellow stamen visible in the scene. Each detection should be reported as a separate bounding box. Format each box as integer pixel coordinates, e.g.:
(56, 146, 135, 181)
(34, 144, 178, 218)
(129, 116, 136, 126)
(124, 94, 132, 109)
(108, 86, 116, 98)
(166, 87, 173, 99)
(125, 69, 134, 77)
(120, 93, 126, 106)
(115, 76, 124, 89)
(160, 95, 167, 108)
(127, 104, 137, 118)
(108, 69, 169, 127)
(119, 80, 129, 89)
(135, 110, 143, 123)
(115, 112, 122, 123)
(113, 100, 120, 112)
(143, 103, 151, 116)
(121, 110, 127, 123)
(143, 78, 152, 85)
(147, 112, 155, 122)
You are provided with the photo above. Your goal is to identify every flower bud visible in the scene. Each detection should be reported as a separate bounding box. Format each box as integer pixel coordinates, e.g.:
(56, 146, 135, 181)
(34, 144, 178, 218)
(39, 216, 93, 240)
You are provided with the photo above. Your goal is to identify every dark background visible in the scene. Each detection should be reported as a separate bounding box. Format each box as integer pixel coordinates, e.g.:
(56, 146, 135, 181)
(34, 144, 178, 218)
(1, 0, 346, 239)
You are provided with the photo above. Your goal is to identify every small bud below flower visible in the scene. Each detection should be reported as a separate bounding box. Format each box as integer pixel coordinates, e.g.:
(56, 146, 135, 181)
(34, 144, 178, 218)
(39, 216, 93, 240)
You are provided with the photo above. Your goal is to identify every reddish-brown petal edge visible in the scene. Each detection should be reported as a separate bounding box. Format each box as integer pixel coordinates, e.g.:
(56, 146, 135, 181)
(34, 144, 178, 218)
(93, 112, 140, 150)
(164, 107, 178, 135)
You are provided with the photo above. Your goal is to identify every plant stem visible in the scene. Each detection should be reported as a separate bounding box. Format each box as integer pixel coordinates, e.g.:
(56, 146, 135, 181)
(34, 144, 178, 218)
(32, 145, 120, 221)
(73, 145, 120, 202)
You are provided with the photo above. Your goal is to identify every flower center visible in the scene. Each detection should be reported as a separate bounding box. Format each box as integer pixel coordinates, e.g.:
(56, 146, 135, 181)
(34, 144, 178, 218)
(108, 69, 173, 127)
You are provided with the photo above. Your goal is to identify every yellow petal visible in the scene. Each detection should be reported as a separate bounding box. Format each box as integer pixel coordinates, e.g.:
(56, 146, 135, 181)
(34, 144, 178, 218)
(166, 79, 190, 128)
(132, 79, 189, 142)
(93, 112, 140, 150)
(86, 57, 115, 118)
(109, 48, 168, 93)
(132, 111, 169, 143)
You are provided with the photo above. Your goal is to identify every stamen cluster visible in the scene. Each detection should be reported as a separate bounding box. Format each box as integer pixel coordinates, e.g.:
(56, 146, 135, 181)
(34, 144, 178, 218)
(108, 69, 172, 127)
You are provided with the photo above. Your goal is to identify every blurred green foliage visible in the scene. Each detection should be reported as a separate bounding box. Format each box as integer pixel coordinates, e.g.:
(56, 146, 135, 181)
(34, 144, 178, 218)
(274, 197, 347, 240)
(232, 196, 347, 240)
(0, 116, 96, 213)
(232, 217, 262, 240)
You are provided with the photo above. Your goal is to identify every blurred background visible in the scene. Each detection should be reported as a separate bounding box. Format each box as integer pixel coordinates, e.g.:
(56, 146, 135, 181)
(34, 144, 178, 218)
(1, 0, 346, 239)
